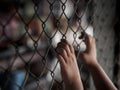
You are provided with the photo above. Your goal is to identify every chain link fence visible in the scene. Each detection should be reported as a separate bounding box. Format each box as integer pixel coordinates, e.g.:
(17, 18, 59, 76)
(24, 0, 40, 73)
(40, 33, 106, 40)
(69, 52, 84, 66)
(0, 0, 118, 90)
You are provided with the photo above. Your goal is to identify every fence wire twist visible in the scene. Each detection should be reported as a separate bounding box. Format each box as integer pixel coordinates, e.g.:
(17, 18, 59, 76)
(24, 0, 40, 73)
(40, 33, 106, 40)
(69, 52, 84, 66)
(0, 0, 94, 90)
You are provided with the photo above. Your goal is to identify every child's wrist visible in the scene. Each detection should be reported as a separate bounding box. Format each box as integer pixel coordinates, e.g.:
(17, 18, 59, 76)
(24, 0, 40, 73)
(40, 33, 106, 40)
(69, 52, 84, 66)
(65, 75, 83, 90)
(86, 60, 99, 71)
(65, 80, 83, 90)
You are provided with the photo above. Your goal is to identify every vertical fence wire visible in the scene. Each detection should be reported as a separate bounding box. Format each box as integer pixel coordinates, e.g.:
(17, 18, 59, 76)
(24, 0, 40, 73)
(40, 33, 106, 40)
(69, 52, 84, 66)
(0, 0, 94, 90)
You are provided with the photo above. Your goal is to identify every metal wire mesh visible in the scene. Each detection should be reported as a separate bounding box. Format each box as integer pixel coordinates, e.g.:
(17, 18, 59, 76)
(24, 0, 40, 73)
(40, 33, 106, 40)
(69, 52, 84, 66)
(0, 0, 94, 90)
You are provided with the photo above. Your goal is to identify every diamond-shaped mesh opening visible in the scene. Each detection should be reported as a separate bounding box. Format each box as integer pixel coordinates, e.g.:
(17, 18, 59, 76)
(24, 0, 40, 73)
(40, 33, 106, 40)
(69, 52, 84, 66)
(0, 0, 95, 90)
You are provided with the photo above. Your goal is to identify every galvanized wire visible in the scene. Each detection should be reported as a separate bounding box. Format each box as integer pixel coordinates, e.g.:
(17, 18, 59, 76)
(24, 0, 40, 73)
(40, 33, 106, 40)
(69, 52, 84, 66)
(0, 0, 94, 90)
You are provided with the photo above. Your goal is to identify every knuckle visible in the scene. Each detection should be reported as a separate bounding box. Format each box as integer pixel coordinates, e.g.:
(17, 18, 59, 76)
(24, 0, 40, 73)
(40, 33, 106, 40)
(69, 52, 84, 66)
(64, 44, 68, 48)
(62, 49, 66, 53)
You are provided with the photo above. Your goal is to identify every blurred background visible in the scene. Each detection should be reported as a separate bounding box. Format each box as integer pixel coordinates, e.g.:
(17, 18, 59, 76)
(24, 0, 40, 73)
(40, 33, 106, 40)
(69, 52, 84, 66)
(0, 0, 119, 90)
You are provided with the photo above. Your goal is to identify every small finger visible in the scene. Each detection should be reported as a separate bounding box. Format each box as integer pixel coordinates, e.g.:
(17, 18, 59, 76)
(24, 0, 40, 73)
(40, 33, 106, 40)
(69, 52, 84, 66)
(57, 54, 66, 66)
(58, 42, 71, 56)
(56, 46, 68, 62)
(61, 39, 74, 54)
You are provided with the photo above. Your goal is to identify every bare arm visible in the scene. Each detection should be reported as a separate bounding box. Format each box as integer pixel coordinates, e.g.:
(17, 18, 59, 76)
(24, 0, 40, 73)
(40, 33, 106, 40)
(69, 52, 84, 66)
(56, 39, 84, 90)
(79, 33, 117, 90)
(89, 62, 117, 90)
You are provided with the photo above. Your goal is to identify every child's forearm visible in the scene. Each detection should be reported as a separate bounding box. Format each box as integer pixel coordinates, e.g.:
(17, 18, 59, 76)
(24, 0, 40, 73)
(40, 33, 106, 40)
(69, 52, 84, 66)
(56, 39, 84, 90)
(65, 75, 84, 90)
(88, 61, 117, 90)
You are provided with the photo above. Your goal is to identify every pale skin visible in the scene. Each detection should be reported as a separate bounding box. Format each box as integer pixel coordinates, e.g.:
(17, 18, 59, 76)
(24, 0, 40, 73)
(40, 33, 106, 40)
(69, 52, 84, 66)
(56, 33, 117, 90)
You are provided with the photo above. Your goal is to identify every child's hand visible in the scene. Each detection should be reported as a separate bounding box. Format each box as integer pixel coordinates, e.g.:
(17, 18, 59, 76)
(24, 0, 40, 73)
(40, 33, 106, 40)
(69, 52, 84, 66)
(79, 32, 98, 67)
(79, 33, 117, 90)
(56, 39, 83, 90)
